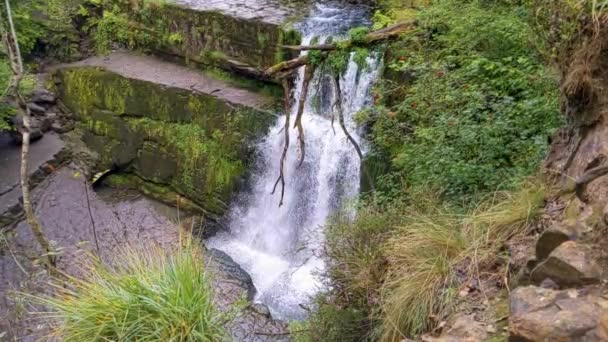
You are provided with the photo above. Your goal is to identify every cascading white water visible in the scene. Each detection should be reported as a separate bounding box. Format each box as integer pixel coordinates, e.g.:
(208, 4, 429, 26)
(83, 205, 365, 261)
(207, 2, 380, 320)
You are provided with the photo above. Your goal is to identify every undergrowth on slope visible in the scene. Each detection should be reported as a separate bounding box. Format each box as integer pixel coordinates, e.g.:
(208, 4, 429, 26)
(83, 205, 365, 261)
(361, 0, 562, 204)
(311, 179, 547, 341)
(33, 239, 225, 341)
(308, 0, 565, 340)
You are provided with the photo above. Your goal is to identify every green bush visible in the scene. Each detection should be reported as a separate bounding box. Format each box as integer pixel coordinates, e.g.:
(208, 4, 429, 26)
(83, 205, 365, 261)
(364, 0, 562, 204)
(36, 241, 225, 341)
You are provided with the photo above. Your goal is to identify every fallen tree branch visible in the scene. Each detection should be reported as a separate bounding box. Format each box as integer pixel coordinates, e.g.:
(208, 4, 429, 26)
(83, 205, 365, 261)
(266, 22, 414, 77)
(279, 21, 415, 52)
(575, 164, 608, 203)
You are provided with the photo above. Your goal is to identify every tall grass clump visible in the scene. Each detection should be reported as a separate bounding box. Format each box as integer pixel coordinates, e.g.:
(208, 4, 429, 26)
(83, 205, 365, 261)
(380, 180, 547, 340)
(35, 240, 224, 341)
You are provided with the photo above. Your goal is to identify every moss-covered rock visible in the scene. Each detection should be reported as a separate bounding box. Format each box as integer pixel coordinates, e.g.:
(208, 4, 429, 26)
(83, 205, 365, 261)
(55, 66, 275, 215)
(120, 1, 302, 73)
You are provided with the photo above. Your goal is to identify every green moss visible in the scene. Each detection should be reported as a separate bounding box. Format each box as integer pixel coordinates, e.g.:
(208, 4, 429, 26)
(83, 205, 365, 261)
(90, 1, 302, 72)
(104, 173, 204, 212)
(57, 66, 275, 215)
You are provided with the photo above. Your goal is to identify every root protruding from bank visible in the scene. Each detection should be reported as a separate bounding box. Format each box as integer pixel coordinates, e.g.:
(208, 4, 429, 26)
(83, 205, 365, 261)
(272, 80, 292, 207)
(294, 64, 315, 168)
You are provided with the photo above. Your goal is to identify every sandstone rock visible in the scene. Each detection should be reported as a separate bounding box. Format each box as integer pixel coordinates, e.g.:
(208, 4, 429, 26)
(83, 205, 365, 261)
(530, 241, 601, 288)
(509, 286, 608, 341)
(535, 222, 578, 261)
(429, 314, 488, 342)
(599, 312, 608, 340)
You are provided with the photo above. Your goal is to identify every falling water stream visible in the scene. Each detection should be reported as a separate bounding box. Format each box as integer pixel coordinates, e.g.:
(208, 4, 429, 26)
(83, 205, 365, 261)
(207, 2, 381, 320)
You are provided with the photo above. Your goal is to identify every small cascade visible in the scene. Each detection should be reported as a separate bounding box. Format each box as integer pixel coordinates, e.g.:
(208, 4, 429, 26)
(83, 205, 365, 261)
(207, 2, 381, 320)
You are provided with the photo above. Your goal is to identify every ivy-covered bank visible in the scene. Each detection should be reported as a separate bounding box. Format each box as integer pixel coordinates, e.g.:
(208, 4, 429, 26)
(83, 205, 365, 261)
(54, 66, 276, 214)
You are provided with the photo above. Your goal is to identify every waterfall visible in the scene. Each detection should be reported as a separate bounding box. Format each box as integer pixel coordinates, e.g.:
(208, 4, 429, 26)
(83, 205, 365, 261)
(207, 2, 380, 320)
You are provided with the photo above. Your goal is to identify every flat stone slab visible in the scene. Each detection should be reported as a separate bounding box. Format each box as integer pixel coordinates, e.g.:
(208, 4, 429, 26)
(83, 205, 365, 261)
(0, 167, 287, 341)
(171, 0, 303, 25)
(0, 132, 64, 195)
(0, 132, 67, 226)
(67, 52, 275, 110)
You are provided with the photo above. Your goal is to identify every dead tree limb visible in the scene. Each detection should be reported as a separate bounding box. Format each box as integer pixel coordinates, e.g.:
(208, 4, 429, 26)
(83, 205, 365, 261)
(575, 165, 608, 203)
(334, 76, 376, 192)
(271, 79, 292, 206)
(280, 21, 415, 52)
(266, 55, 311, 77)
(1, 0, 56, 270)
(294, 64, 316, 167)
(334, 76, 363, 160)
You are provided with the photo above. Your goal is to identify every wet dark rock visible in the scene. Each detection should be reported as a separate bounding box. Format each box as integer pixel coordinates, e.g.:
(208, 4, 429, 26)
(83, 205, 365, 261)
(27, 102, 46, 116)
(250, 303, 272, 318)
(530, 241, 602, 288)
(536, 222, 579, 261)
(509, 286, 608, 341)
(29, 88, 56, 105)
(9, 114, 43, 143)
(0, 132, 67, 227)
(208, 248, 256, 301)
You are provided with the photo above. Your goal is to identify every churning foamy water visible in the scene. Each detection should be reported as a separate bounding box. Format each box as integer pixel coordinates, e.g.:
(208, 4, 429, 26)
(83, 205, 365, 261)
(207, 2, 380, 320)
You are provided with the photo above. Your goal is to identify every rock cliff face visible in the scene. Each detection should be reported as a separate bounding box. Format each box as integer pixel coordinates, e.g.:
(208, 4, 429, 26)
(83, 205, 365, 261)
(506, 24, 608, 342)
(53, 52, 277, 215)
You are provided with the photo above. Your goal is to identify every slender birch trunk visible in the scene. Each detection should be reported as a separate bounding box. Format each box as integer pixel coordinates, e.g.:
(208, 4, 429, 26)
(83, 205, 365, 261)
(2, 0, 55, 268)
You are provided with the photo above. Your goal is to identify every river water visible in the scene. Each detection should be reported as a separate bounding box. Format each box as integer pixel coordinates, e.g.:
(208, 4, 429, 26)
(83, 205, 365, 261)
(207, 2, 380, 320)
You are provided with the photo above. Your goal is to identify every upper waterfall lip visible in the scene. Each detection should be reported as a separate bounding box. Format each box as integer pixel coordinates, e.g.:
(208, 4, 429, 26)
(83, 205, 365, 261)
(169, 0, 307, 25)
(168, 0, 371, 38)
(294, 1, 371, 37)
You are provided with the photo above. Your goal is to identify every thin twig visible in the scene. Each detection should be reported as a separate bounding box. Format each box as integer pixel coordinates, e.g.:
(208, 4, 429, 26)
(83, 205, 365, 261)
(83, 179, 100, 253)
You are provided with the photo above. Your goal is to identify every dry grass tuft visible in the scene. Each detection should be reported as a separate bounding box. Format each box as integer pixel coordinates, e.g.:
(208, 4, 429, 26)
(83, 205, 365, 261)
(379, 179, 547, 341)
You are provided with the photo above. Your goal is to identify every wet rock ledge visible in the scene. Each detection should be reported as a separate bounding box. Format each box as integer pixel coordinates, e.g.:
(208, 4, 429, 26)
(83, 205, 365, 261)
(118, 0, 303, 78)
(52, 51, 278, 217)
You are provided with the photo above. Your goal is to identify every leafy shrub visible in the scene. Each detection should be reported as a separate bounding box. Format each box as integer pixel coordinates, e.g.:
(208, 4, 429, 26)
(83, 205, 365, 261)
(36, 241, 225, 341)
(364, 0, 562, 204)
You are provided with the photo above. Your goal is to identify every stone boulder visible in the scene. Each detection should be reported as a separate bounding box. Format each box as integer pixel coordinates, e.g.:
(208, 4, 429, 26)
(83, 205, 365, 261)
(535, 222, 579, 261)
(428, 314, 488, 342)
(29, 88, 56, 105)
(509, 286, 608, 341)
(10, 114, 44, 143)
(530, 241, 601, 288)
(207, 248, 256, 301)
